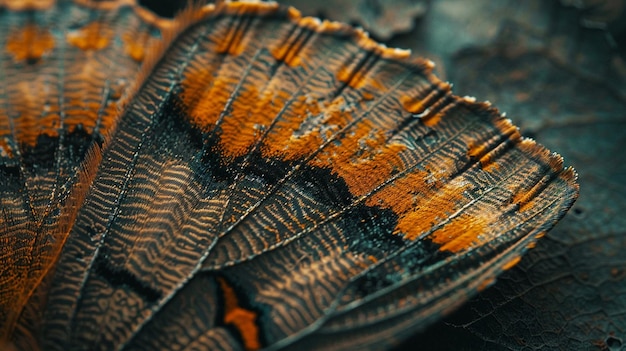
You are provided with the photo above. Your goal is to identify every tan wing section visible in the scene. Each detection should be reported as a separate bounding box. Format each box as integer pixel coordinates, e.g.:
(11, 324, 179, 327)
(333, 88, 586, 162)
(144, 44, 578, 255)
(0, 0, 172, 340)
(1, 1, 578, 351)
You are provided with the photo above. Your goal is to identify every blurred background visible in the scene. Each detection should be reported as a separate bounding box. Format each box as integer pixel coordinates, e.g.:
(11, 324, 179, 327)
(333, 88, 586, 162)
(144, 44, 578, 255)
(142, 1, 626, 349)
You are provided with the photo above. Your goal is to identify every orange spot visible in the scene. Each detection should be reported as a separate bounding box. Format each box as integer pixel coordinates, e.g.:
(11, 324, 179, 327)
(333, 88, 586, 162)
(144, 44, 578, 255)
(336, 64, 385, 91)
(219, 85, 281, 158)
(5, 24, 55, 63)
(400, 83, 452, 127)
(271, 42, 304, 67)
(309, 119, 407, 197)
(216, 24, 249, 56)
(297, 16, 322, 30)
(526, 241, 537, 249)
(427, 210, 488, 252)
(479, 155, 500, 172)
(502, 256, 522, 271)
(468, 142, 501, 171)
(256, 91, 398, 191)
(366, 163, 473, 247)
(181, 71, 234, 133)
(400, 95, 428, 115)
(261, 94, 327, 159)
(467, 142, 487, 159)
(217, 277, 260, 351)
(11, 80, 61, 147)
(477, 277, 495, 292)
(368, 255, 378, 263)
(0, 139, 13, 158)
(67, 21, 112, 51)
(494, 119, 521, 141)
(512, 187, 538, 212)
(122, 32, 146, 62)
(421, 113, 442, 127)
(182, 67, 305, 160)
(286, 7, 301, 20)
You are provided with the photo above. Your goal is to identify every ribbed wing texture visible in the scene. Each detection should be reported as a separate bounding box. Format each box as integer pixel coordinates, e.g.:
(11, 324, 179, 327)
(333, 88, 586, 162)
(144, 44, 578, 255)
(0, 0, 167, 342)
(0, 2, 578, 351)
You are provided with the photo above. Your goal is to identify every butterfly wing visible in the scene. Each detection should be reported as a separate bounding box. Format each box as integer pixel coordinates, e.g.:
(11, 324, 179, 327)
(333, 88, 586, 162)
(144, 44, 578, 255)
(1, 2, 578, 350)
(0, 0, 168, 342)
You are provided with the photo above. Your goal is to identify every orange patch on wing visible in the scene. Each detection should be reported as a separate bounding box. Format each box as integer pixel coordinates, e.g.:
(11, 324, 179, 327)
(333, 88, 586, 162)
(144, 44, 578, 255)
(181, 72, 237, 133)
(5, 24, 55, 63)
(261, 94, 326, 159)
(400, 82, 453, 127)
(400, 94, 444, 127)
(256, 87, 409, 196)
(122, 32, 146, 62)
(512, 189, 535, 212)
(310, 120, 407, 197)
(400, 95, 428, 115)
(217, 277, 261, 351)
(59, 57, 120, 138)
(270, 40, 308, 67)
(502, 256, 522, 271)
(478, 155, 500, 172)
(429, 212, 488, 252)
(365, 157, 474, 247)
(512, 171, 551, 213)
(477, 277, 495, 292)
(336, 64, 384, 90)
(64, 99, 118, 137)
(215, 23, 250, 56)
(219, 85, 279, 158)
(0, 138, 13, 158)
(421, 112, 442, 127)
(468, 141, 502, 173)
(11, 80, 61, 147)
(67, 21, 112, 51)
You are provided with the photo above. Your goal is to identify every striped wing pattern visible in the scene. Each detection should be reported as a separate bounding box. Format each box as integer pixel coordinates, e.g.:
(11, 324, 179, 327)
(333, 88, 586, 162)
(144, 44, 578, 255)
(0, 1, 578, 350)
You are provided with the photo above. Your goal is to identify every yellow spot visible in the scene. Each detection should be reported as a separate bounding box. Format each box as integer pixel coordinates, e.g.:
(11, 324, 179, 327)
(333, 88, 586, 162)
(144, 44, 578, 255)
(5, 24, 55, 62)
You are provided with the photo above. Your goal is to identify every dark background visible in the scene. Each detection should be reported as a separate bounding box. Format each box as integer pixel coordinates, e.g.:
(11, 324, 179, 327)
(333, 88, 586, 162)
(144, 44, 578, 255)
(141, 1, 626, 349)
